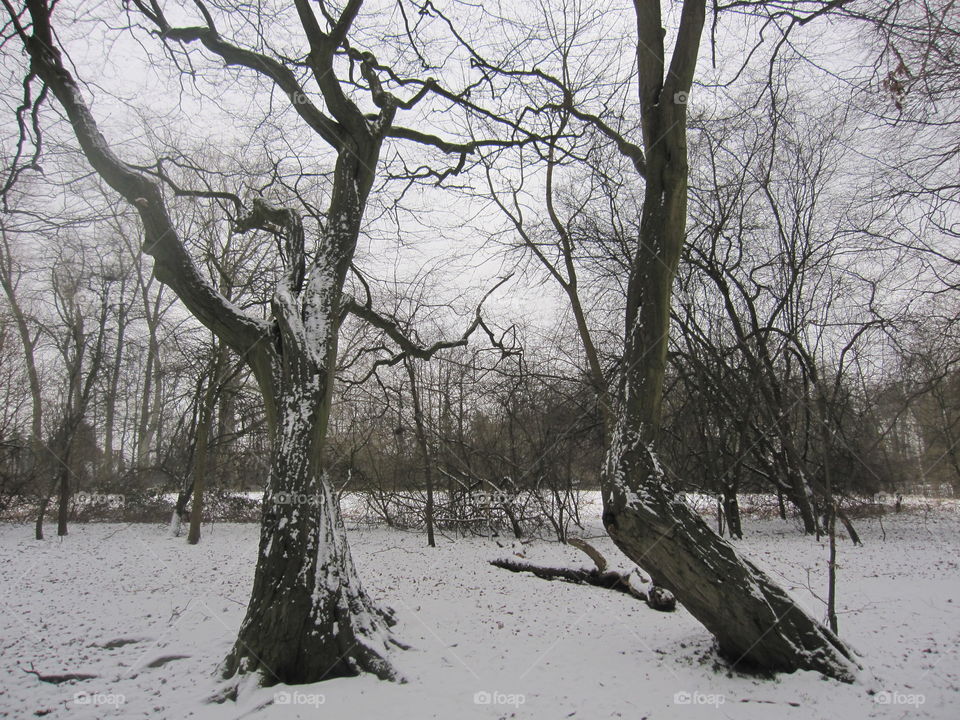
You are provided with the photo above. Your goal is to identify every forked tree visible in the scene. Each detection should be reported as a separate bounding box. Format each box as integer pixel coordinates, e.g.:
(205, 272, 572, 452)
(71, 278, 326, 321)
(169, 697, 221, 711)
(4, 0, 519, 684)
(594, 0, 858, 678)
(472, 0, 861, 678)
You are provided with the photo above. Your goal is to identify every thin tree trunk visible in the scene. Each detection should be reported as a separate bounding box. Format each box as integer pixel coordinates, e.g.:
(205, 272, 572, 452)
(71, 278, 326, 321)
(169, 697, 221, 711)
(819, 392, 839, 633)
(723, 486, 742, 540)
(101, 281, 128, 484)
(187, 347, 222, 545)
(837, 508, 861, 546)
(827, 499, 838, 634)
(35, 491, 51, 541)
(0, 225, 46, 538)
(56, 461, 69, 536)
(137, 287, 163, 467)
(405, 358, 435, 547)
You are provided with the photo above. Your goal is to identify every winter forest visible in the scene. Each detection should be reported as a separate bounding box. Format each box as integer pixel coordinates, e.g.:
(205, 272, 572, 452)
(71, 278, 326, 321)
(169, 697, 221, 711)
(0, 0, 958, 718)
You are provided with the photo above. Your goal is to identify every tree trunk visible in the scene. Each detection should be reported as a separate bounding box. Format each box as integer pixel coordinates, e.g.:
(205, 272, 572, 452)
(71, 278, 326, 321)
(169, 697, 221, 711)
(723, 488, 742, 540)
(187, 351, 220, 545)
(137, 287, 163, 468)
(603, 437, 856, 677)
(788, 468, 819, 535)
(101, 284, 128, 485)
(222, 378, 399, 683)
(602, 79, 857, 677)
(0, 227, 47, 539)
(35, 491, 50, 540)
(223, 193, 401, 683)
(405, 359, 435, 547)
(56, 461, 69, 537)
(837, 508, 861, 545)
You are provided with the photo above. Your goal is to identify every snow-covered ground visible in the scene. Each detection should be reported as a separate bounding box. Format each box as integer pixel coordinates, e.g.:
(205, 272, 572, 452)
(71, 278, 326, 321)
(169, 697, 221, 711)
(1, 502, 957, 719)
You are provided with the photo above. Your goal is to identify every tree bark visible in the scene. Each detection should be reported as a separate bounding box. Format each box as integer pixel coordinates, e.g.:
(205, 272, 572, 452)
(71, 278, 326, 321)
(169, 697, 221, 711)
(222, 346, 400, 682)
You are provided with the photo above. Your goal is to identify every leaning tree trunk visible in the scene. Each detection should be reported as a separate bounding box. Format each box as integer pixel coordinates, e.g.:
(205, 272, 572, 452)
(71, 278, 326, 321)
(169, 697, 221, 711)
(605, 268, 859, 680)
(603, 71, 859, 678)
(603, 446, 857, 677)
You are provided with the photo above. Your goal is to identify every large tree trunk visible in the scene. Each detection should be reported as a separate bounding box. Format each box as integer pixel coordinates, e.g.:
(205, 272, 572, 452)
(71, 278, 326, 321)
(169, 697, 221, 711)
(594, 0, 859, 681)
(222, 370, 399, 683)
(223, 190, 401, 683)
(603, 447, 857, 677)
(19, 0, 403, 687)
(604, 169, 858, 680)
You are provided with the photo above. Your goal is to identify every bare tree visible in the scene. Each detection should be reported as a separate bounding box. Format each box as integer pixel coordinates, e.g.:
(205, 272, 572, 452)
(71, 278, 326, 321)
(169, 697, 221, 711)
(472, 0, 859, 678)
(4, 0, 531, 684)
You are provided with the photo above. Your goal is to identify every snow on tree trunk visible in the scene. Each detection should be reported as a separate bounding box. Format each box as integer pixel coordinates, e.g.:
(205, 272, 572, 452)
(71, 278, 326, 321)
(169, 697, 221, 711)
(601, 415, 859, 680)
(222, 380, 400, 683)
(16, 5, 402, 686)
(223, 234, 402, 684)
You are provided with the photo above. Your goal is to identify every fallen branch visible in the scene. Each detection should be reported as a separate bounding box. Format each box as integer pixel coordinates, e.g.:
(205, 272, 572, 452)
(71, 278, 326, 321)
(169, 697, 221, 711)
(572, 536, 676, 611)
(21, 663, 98, 684)
(567, 537, 608, 572)
(490, 537, 676, 612)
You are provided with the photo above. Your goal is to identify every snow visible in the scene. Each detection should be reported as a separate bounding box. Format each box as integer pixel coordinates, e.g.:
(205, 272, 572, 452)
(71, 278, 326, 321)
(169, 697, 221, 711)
(1, 502, 957, 719)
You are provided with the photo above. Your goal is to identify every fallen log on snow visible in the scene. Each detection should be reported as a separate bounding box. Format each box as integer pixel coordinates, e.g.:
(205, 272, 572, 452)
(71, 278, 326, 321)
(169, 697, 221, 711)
(491, 537, 676, 612)
(21, 664, 98, 683)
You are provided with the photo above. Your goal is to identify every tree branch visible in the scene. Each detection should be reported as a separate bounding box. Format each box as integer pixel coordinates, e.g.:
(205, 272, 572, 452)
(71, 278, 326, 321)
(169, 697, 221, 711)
(20, 0, 267, 356)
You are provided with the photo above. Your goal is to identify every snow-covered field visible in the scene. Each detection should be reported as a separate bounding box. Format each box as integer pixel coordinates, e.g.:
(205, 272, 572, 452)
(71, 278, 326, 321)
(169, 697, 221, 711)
(1, 503, 957, 719)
